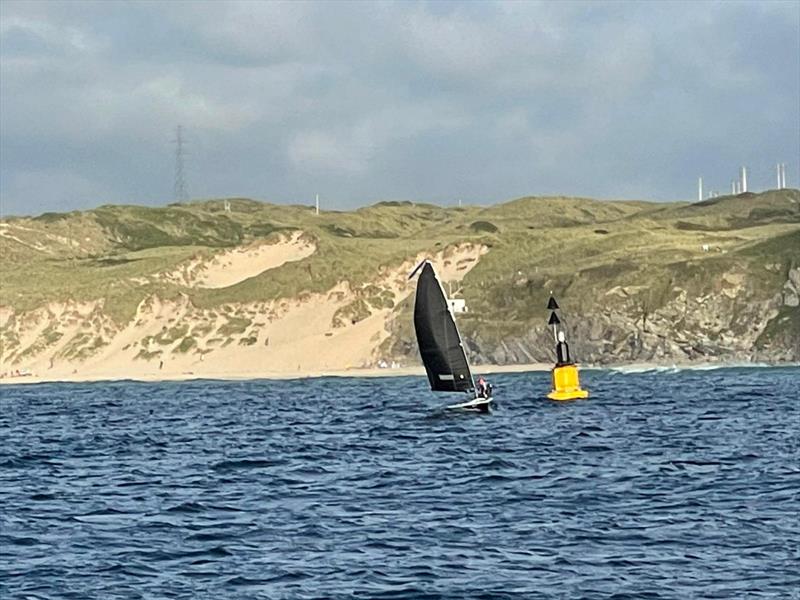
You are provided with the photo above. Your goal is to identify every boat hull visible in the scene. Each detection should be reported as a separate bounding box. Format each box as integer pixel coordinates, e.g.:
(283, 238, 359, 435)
(445, 396, 493, 412)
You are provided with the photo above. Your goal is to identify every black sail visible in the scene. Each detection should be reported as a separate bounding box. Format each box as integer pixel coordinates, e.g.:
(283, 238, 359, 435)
(413, 261, 474, 393)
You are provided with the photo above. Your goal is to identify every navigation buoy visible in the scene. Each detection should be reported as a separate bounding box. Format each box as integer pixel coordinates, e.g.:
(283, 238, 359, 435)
(546, 295, 589, 401)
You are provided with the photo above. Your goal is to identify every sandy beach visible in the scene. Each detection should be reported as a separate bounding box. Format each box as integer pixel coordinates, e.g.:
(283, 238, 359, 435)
(0, 362, 552, 386)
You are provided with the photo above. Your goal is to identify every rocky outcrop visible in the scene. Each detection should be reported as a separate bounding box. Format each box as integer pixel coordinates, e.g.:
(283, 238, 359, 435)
(783, 267, 800, 307)
(386, 265, 800, 366)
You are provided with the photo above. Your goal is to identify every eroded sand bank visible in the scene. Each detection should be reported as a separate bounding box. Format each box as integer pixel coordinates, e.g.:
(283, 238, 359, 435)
(1, 243, 491, 384)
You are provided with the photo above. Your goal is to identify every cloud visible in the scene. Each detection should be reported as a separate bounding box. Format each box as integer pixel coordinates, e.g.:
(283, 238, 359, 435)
(287, 100, 468, 175)
(288, 130, 368, 173)
(0, 166, 118, 217)
(0, 0, 798, 215)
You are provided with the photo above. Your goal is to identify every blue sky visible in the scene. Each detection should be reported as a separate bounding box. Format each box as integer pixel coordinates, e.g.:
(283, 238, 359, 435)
(1, 0, 798, 216)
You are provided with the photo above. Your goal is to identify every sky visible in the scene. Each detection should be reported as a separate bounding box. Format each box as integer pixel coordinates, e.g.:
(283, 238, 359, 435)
(1, 0, 798, 216)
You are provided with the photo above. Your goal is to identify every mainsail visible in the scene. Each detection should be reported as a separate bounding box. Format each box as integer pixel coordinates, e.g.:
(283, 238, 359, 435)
(413, 261, 474, 393)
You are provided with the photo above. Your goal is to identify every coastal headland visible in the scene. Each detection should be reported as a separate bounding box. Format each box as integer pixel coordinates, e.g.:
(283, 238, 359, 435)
(2, 190, 798, 383)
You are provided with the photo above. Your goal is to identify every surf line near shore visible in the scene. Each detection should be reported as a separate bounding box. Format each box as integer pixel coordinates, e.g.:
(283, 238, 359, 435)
(2, 361, 793, 386)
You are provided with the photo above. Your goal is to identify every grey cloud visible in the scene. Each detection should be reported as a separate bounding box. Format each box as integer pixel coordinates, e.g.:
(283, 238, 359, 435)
(1, 0, 798, 216)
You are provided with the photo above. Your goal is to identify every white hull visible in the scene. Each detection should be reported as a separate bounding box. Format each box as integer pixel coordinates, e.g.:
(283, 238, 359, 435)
(445, 396, 493, 412)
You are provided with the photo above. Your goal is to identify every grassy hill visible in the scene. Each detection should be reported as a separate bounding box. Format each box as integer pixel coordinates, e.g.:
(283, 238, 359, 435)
(1, 189, 798, 372)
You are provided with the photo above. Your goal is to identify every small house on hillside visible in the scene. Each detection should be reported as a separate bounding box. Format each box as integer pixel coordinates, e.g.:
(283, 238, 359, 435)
(449, 298, 468, 313)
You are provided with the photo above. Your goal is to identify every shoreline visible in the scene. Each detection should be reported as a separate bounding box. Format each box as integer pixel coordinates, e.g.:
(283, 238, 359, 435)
(0, 363, 549, 386)
(0, 361, 796, 386)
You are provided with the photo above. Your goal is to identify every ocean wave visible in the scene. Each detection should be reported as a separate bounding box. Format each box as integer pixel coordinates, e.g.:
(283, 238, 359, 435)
(606, 362, 782, 374)
(1, 371, 797, 598)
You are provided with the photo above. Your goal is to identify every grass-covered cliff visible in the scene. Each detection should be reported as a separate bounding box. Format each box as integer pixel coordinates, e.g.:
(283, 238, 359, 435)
(1, 189, 798, 374)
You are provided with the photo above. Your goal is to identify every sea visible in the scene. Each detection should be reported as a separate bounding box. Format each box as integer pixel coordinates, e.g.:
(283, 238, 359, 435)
(1, 367, 798, 600)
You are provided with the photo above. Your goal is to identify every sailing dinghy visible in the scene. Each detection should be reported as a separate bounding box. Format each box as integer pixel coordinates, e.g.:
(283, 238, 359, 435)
(410, 260, 493, 413)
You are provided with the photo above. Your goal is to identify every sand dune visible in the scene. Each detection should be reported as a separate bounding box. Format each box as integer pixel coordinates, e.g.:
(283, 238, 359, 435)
(1, 243, 488, 384)
(162, 231, 316, 288)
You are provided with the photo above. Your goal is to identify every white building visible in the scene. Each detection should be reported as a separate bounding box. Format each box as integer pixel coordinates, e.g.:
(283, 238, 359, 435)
(449, 298, 468, 313)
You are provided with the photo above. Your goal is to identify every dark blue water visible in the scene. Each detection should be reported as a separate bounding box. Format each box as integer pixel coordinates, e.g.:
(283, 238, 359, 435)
(1, 368, 798, 599)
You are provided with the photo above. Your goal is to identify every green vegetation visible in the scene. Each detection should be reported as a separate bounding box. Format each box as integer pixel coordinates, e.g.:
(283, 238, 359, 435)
(176, 336, 197, 353)
(16, 325, 63, 361)
(332, 298, 372, 328)
(217, 316, 251, 337)
(140, 324, 191, 348)
(1, 197, 476, 323)
(367, 290, 395, 310)
(56, 333, 106, 361)
(470, 220, 499, 233)
(1, 189, 798, 364)
(191, 322, 215, 337)
(135, 348, 163, 361)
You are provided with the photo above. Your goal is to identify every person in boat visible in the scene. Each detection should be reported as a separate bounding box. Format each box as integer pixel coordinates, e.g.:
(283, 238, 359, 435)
(476, 376, 492, 399)
(556, 330, 572, 366)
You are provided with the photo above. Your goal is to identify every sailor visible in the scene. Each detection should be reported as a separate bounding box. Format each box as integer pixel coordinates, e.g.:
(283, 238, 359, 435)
(477, 376, 491, 398)
(555, 330, 571, 366)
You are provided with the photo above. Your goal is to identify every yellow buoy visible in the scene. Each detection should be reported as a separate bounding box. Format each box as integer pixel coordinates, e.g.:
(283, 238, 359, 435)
(547, 363, 589, 401)
(545, 294, 589, 400)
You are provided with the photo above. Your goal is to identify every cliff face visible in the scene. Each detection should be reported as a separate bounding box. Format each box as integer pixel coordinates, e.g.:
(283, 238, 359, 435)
(458, 264, 800, 366)
(1, 191, 798, 378)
